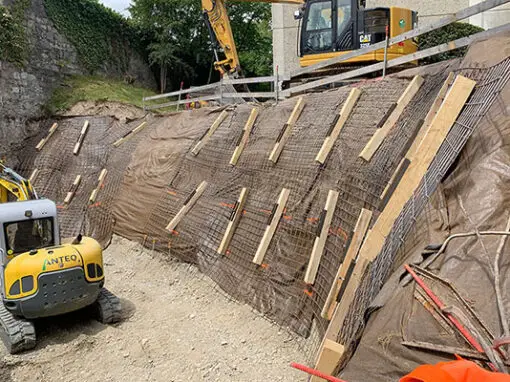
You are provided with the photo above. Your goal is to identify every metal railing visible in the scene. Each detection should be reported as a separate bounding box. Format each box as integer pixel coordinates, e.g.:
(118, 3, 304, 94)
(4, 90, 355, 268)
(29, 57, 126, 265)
(143, 74, 282, 111)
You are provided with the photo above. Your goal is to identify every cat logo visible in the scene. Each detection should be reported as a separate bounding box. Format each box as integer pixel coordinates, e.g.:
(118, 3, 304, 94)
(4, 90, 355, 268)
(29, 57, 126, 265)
(359, 34, 371, 43)
(42, 254, 78, 271)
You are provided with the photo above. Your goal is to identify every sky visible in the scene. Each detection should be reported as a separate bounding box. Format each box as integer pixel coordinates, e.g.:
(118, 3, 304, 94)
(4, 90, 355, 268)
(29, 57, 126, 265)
(98, 0, 131, 17)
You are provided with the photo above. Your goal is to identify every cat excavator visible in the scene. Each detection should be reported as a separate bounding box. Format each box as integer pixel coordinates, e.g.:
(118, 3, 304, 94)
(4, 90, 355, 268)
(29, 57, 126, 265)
(0, 162, 121, 353)
(202, 0, 417, 77)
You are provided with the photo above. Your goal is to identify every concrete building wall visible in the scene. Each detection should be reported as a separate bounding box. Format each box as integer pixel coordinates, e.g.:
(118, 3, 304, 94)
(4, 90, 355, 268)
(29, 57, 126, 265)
(272, 0, 510, 78)
(272, 4, 302, 77)
(468, 0, 510, 30)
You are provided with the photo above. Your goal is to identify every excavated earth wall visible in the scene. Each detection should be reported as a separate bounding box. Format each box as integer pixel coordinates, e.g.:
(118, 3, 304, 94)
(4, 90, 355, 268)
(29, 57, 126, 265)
(12, 32, 510, 377)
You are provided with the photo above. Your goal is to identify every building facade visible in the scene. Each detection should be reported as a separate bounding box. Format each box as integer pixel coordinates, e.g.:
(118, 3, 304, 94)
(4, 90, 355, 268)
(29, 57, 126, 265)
(272, 0, 510, 77)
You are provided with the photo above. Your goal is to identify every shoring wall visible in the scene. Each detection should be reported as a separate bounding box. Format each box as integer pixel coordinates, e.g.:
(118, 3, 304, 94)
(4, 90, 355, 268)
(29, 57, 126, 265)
(14, 42, 510, 365)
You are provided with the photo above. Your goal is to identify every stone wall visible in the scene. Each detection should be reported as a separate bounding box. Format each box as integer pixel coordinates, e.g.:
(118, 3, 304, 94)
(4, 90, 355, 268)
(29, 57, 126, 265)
(0, 0, 154, 161)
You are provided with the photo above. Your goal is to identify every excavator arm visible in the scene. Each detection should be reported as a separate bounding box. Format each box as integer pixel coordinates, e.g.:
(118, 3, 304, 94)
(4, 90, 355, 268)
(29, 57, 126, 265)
(202, 0, 304, 75)
(0, 163, 37, 203)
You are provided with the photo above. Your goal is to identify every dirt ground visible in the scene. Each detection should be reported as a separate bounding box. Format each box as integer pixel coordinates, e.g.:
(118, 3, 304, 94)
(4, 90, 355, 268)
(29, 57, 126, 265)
(1, 236, 307, 382)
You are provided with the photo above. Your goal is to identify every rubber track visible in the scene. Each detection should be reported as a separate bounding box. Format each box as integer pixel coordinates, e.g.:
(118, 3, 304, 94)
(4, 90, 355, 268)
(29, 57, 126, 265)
(96, 288, 122, 324)
(0, 303, 36, 354)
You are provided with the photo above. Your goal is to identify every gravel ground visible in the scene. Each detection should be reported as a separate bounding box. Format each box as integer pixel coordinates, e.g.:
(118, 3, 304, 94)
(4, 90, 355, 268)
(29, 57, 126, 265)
(1, 236, 307, 382)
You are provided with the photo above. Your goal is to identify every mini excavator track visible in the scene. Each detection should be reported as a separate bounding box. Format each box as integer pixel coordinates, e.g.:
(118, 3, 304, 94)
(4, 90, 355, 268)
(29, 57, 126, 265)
(0, 302, 36, 354)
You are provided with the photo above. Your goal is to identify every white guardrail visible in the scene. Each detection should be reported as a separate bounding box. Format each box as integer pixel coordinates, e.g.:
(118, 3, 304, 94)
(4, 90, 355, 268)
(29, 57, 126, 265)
(143, 75, 282, 110)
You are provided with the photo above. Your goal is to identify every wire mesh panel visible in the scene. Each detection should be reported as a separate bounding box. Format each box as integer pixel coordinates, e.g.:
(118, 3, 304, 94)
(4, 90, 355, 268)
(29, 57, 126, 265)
(338, 58, 510, 362)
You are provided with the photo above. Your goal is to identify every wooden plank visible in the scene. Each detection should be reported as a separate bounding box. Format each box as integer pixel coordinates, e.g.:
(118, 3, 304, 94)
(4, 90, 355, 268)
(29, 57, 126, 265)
(311, 339, 345, 382)
(359, 76, 424, 161)
(113, 121, 148, 147)
(379, 158, 410, 210)
(406, 73, 455, 161)
(230, 108, 258, 166)
(321, 208, 372, 319)
(252, 188, 290, 265)
(358, 75, 476, 263)
(217, 187, 249, 254)
(191, 111, 229, 156)
(314, 257, 370, 375)
(28, 169, 39, 183)
(36, 123, 58, 151)
(88, 169, 107, 204)
(285, 24, 509, 96)
(304, 190, 339, 284)
(324, 257, 370, 342)
(73, 120, 89, 155)
(315, 88, 361, 164)
(290, 0, 509, 78)
(376, 74, 455, 205)
(269, 97, 305, 163)
(64, 175, 82, 205)
(165, 181, 208, 232)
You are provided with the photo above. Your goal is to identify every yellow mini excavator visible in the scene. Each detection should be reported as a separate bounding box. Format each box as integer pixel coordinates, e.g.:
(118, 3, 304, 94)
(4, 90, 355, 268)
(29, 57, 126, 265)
(202, 0, 417, 76)
(0, 162, 121, 353)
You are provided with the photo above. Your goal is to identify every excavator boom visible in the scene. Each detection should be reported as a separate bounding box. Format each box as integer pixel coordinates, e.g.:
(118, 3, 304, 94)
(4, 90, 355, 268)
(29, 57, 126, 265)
(202, 0, 304, 75)
(0, 163, 37, 202)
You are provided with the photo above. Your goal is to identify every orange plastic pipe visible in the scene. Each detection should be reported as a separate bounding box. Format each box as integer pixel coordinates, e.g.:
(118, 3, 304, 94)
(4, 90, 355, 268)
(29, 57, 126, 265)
(291, 362, 347, 382)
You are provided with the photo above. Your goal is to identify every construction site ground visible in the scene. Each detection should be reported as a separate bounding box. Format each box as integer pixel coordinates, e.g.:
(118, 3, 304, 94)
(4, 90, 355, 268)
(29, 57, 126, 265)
(0, 236, 306, 382)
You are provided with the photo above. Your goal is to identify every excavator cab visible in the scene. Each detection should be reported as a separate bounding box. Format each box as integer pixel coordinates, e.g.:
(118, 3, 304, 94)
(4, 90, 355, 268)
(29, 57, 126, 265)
(2, 203, 56, 259)
(299, 0, 417, 67)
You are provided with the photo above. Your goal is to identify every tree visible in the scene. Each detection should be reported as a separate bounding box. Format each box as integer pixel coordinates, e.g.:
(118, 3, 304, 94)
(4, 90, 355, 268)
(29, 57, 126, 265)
(228, 3, 272, 77)
(130, 0, 212, 92)
(129, 0, 273, 91)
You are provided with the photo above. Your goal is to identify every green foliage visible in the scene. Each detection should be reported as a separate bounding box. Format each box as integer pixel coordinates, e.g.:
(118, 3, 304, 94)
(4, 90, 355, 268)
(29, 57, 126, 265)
(130, 0, 212, 90)
(229, 3, 272, 77)
(418, 22, 484, 64)
(46, 75, 169, 114)
(44, 0, 143, 73)
(0, 0, 30, 66)
(129, 0, 272, 90)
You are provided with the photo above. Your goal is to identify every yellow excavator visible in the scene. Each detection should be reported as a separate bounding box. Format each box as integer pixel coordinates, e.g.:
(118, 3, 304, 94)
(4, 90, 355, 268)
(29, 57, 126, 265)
(202, 0, 417, 76)
(0, 162, 121, 353)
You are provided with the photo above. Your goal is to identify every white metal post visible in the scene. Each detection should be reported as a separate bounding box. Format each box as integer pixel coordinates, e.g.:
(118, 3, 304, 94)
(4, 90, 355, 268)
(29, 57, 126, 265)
(382, 24, 389, 78)
(176, 81, 184, 111)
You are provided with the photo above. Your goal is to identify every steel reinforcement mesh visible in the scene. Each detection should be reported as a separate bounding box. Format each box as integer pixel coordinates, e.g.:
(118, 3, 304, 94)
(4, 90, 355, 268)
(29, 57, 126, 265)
(339, 58, 510, 365)
(12, 58, 510, 365)
(17, 114, 154, 246)
(115, 74, 449, 354)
